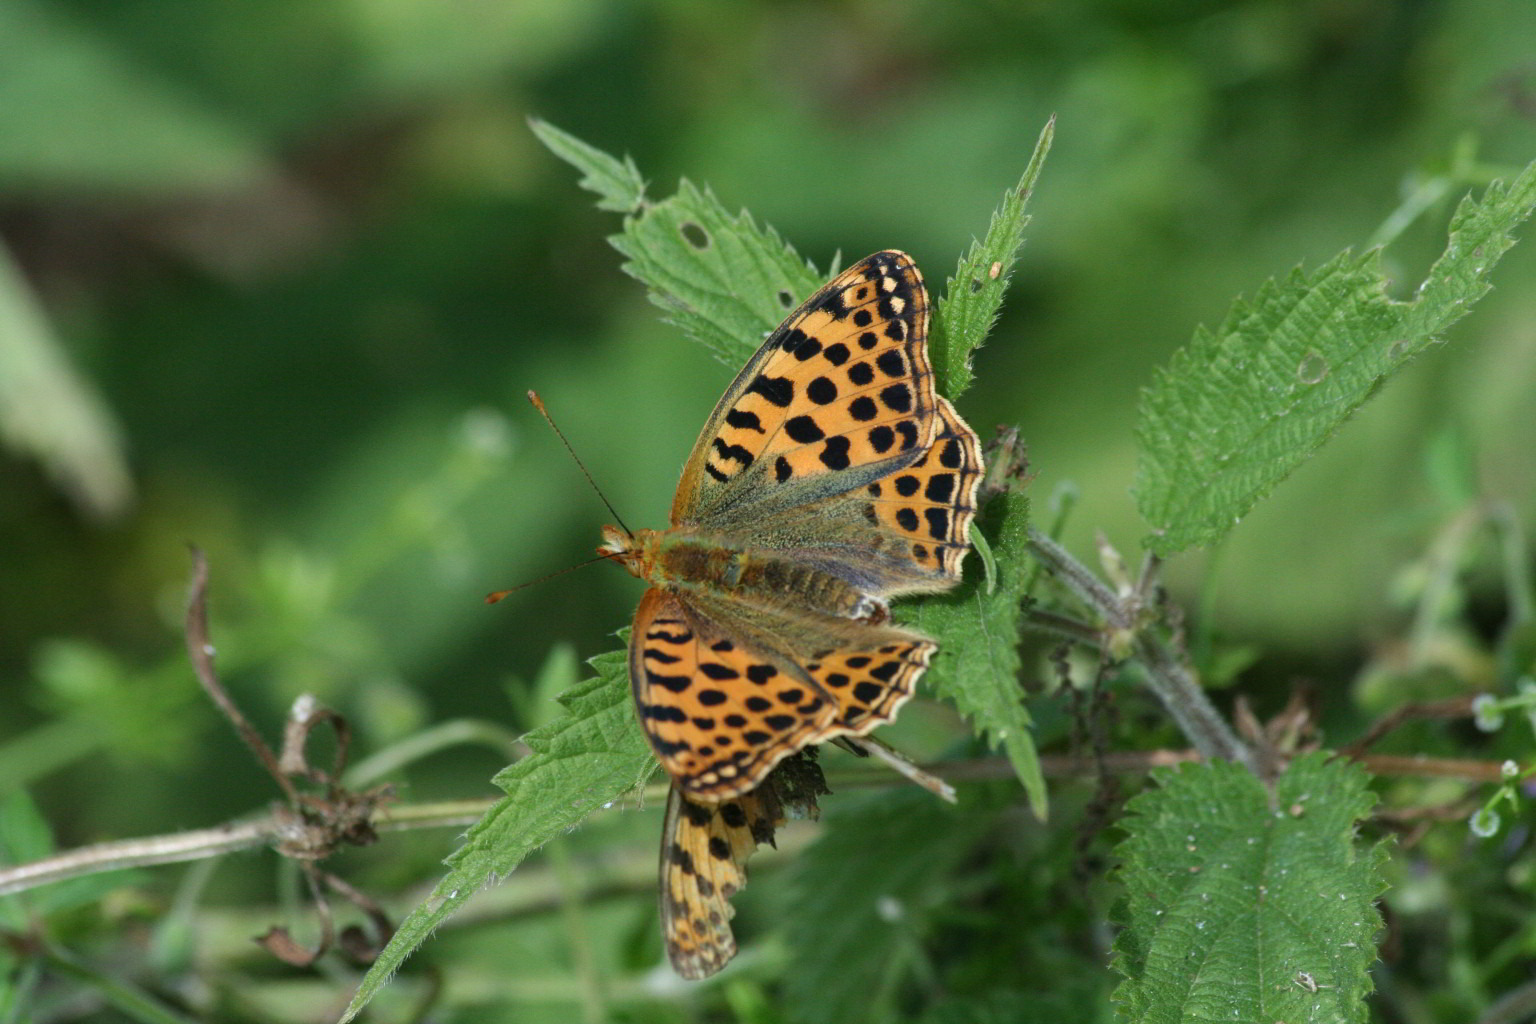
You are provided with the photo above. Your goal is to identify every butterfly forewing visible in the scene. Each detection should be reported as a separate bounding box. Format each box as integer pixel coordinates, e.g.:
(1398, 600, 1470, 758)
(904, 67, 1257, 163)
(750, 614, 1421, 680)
(861, 396, 984, 580)
(673, 251, 939, 526)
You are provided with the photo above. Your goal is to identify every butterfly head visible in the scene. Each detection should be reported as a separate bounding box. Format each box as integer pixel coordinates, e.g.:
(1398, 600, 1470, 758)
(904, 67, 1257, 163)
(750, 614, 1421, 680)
(599, 524, 658, 582)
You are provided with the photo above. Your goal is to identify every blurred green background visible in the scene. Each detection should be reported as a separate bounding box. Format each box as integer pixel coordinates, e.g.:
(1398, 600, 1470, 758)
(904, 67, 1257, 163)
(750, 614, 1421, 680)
(2, 0, 1535, 1019)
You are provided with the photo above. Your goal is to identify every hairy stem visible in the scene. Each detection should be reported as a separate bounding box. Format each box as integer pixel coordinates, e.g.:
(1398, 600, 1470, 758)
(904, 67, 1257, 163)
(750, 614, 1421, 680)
(1025, 526, 1256, 771)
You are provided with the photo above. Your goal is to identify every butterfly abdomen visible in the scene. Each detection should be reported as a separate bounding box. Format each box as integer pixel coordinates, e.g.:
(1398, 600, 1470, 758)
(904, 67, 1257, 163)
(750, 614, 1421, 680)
(657, 533, 873, 621)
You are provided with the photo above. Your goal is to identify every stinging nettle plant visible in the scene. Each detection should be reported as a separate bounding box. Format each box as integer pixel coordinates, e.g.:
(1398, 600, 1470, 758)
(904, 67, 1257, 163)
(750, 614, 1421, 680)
(334, 121, 1536, 1021)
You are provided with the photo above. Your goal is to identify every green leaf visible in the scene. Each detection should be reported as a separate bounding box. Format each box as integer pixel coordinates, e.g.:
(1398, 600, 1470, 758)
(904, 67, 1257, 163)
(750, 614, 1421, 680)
(529, 116, 646, 213)
(782, 788, 997, 1024)
(611, 178, 824, 367)
(0, 240, 132, 519)
(1111, 753, 1385, 1024)
(931, 116, 1054, 399)
(341, 645, 653, 1021)
(535, 118, 823, 368)
(1137, 158, 1536, 555)
(911, 491, 1044, 815)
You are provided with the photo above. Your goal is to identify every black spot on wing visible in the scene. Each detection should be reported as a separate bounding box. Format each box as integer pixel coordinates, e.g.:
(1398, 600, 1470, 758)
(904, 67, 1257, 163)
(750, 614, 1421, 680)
(748, 374, 794, 407)
(712, 437, 754, 467)
(807, 377, 838, 404)
(880, 384, 912, 413)
(785, 415, 825, 443)
(819, 436, 852, 470)
(725, 408, 765, 432)
(938, 438, 963, 468)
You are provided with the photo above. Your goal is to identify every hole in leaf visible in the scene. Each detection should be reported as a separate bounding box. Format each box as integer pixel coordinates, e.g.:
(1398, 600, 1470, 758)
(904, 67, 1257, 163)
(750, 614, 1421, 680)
(778, 290, 794, 308)
(681, 222, 710, 249)
(1297, 351, 1329, 384)
(969, 278, 983, 293)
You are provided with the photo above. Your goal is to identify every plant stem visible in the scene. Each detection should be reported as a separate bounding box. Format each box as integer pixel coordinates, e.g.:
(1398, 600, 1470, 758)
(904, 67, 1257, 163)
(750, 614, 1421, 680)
(1025, 526, 1256, 772)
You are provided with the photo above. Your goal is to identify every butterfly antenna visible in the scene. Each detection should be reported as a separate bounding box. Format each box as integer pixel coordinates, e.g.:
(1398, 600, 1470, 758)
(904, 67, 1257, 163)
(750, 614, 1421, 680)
(527, 390, 634, 537)
(486, 553, 618, 604)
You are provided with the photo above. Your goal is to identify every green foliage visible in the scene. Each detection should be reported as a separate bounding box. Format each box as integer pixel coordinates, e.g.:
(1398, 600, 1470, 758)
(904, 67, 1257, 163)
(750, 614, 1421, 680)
(781, 787, 999, 1024)
(343, 645, 653, 1019)
(1137, 159, 1536, 555)
(0, 3, 262, 191)
(931, 117, 1054, 399)
(5, 6, 1536, 1022)
(1112, 754, 1385, 1023)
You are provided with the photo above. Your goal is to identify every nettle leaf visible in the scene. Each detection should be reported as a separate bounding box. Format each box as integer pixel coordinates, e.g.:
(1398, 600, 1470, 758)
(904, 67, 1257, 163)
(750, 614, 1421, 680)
(783, 787, 998, 1024)
(346, 132, 1043, 1022)
(528, 117, 646, 213)
(931, 117, 1054, 399)
(1137, 159, 1536, 555)
(342, 646, 652, 1020)
(610, 179, 825, 367)
(540, 118, 822, 368)
(1111, 753, 1385, 1024)
(911, 491, 1043, 815)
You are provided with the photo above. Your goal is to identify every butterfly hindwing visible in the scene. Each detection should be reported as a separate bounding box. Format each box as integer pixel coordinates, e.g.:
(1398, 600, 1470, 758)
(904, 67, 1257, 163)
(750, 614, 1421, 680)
(632, 586, 937, 799)
(672, 251, 939, 526)
(672, 589, 936, 786)
(631, 588, 838, 799)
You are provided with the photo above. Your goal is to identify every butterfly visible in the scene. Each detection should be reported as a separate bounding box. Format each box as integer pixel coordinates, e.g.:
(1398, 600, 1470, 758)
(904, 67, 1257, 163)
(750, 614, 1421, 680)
(598, 249, 983, 976)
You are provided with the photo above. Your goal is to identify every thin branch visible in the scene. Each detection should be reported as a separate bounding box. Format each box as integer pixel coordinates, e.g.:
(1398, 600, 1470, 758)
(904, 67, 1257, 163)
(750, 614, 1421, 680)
(184, 546, 299, 805)
(1338, 696, 1479, 758)
(0, 801, 487, 898)
(0, 750, 1507, 900)
(1026, 528, 1132, 630)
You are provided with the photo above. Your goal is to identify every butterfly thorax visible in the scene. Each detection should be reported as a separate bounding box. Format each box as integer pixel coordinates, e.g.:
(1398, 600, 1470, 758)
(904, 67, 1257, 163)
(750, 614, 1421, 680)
(600, 524, 883, 623)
